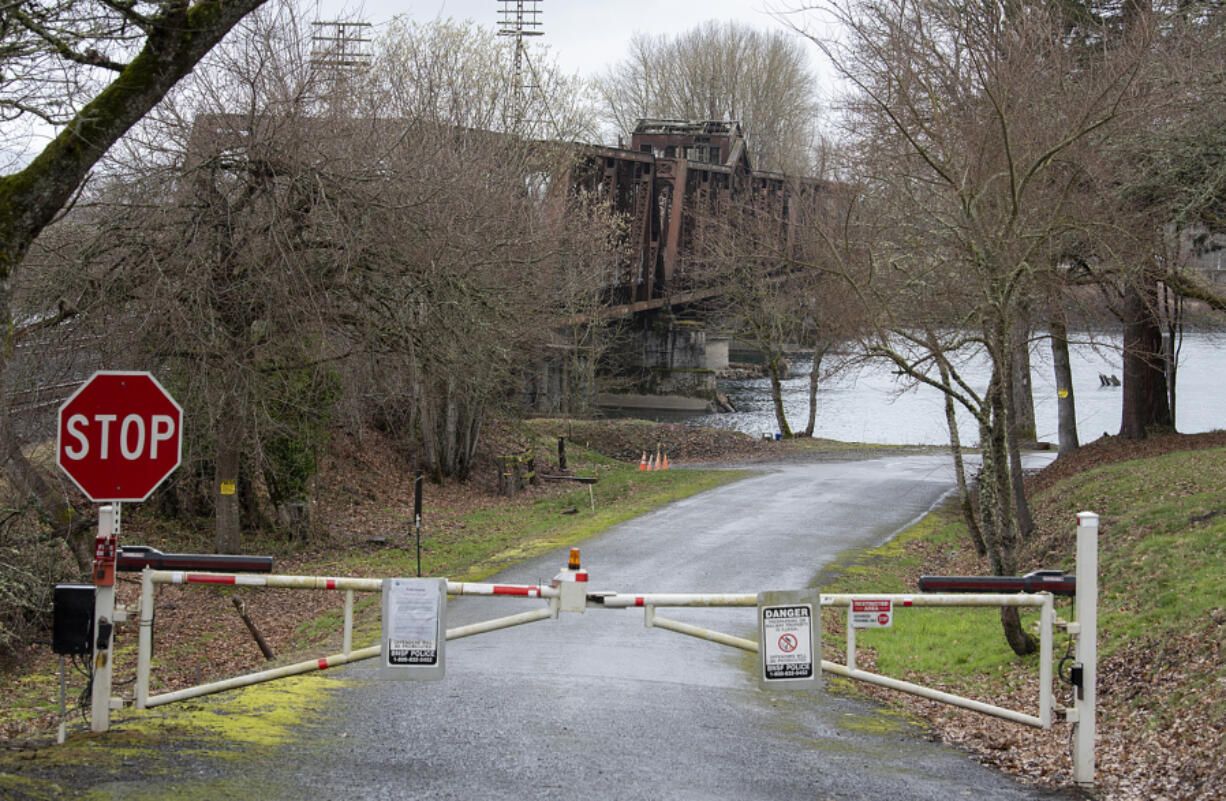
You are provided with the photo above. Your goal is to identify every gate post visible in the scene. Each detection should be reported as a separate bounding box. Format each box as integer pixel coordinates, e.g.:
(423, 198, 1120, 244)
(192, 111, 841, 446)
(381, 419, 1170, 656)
(136, 567, 154, 709)
(1072, 512, 1098, 788)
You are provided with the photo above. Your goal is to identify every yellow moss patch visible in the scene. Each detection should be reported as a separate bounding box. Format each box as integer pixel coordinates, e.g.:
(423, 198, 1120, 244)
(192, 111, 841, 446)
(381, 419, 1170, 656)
(138, 674, 351, 748)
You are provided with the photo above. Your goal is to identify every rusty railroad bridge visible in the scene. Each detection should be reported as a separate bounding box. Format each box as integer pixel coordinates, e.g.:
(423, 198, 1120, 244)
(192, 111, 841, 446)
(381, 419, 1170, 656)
(567, 119, 822, 314)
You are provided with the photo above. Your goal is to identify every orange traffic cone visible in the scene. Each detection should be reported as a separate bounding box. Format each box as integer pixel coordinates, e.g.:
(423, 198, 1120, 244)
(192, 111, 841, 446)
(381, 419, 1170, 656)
(662, 453, 670, 470)
(639, 452, 647, 470)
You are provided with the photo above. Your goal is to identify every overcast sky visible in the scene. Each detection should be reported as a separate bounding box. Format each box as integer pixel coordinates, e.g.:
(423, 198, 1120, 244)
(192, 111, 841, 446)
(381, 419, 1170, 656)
(308, 0, 828, 82)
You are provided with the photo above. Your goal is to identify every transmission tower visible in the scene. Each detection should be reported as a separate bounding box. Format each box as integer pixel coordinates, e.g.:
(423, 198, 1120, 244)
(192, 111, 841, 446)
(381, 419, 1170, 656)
(496, 0, 544, 130)
(310, 20, 373, 80)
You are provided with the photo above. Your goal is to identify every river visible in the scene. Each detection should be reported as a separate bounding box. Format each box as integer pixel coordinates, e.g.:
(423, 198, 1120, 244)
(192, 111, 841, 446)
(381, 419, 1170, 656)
(686, 331, 1225, 446)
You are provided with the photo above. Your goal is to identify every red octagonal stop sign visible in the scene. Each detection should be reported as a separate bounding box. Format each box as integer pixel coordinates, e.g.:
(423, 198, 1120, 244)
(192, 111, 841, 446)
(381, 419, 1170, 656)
(57, 371, 183, 502)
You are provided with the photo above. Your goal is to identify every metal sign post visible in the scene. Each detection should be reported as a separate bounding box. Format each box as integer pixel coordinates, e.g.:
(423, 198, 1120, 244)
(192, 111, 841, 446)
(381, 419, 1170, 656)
(758, 589, 820, 690)
(413, 475, 423, 578)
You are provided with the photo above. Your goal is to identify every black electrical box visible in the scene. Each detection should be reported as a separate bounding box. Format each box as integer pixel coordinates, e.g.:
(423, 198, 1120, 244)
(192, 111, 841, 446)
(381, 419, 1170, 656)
(52, 584, 95, 656)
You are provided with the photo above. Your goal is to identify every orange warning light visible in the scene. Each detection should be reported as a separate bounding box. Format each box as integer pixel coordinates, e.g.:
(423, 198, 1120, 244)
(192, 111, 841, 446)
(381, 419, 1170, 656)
(568, 548, 581, 570)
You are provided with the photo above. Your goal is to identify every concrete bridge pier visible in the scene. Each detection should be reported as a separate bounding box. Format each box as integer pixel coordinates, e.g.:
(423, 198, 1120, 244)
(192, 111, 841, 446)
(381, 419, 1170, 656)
(596, 313, 730, 415)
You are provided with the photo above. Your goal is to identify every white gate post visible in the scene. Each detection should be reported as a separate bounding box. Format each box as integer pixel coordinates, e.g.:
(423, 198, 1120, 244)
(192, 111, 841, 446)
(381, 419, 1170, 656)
(1073, 511, 1098, 788)
(136, 566, 154, 709)
(91, 504, 120, 732)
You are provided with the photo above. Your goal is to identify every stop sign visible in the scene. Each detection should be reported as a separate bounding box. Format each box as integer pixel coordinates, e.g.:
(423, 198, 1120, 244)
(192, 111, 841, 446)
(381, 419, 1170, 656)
(57, 371, 183, 502)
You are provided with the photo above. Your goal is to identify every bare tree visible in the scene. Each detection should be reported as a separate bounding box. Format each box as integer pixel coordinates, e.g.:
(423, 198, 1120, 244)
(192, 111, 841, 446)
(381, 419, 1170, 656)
(0, 0, 272, 567)
(795, 0, 1147, 654)
(35, 2, 368, 551)
(698, 169, 856, 438)
(594, 21, 822, 173)
(339, 19, 619, 481)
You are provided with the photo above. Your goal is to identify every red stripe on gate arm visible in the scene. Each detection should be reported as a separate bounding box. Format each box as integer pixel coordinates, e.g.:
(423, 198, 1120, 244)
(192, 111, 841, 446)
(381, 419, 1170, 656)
(318, 658, 329, 670)
(635, 596, 645, 607)
(326, 579, 336, 589)
(493, 585, 535, 596)
(187, 574, 235, 584)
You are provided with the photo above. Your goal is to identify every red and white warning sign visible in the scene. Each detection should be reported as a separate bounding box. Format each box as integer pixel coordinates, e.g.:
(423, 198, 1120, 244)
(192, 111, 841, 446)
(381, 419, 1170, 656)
(761, 604, 814, 682)
(851, 599, 893, 628)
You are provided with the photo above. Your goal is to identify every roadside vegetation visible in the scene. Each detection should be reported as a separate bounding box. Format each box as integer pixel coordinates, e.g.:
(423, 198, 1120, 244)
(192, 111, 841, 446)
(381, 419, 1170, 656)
(822, 431, 1226, 801)
(0, 419, 788, 746)
(1, 423, 1224, 801)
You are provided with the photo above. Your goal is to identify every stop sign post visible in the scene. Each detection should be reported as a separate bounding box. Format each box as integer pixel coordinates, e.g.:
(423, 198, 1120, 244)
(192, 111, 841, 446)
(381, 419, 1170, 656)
(56, 371, 182, 734)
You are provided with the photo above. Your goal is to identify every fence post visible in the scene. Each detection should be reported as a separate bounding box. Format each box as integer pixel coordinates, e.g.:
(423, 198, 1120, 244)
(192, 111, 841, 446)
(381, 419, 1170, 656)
(846, 607, 857, 672)
(343, 589, 354, 656)
(136, 567, 154, 709)
(1073, 512, 1098, 788)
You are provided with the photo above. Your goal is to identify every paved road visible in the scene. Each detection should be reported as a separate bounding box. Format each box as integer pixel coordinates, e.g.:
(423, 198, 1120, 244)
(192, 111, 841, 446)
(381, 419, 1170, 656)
(260, 453, 1071, 801)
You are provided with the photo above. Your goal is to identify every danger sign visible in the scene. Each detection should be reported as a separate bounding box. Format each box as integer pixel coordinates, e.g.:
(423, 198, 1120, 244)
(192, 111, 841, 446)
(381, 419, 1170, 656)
(761, 603, 814, 682)
(851, 599, 893, 628)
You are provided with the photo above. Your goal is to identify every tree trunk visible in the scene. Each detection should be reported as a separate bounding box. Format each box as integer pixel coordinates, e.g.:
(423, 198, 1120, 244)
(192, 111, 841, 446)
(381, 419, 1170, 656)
(1001, 330, 1035, 541)
(1006, 421, 1035, 541)
(767, 351, 792, 437)
(983, 369, 1036, 656)
(934, 348, 985, 556)
(214, 411, 243, 554)
(1000, 606, 1036, 657)
(1048, 311, 1080, 454)
(802, 343, 827, 437)
(1162, 290, 1181, 431)
(1010, 319, 1036, 444)
(1120, 276, 1172, 439)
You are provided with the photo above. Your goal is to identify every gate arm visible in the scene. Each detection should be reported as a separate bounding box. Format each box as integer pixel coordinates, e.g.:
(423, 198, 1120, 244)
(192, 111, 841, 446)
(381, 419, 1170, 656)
(446, 607, 555, 640)
(589, 592, 758, 608)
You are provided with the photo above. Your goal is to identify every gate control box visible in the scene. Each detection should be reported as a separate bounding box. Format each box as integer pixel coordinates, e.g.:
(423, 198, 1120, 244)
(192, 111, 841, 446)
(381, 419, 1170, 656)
(52, 584, 95, 655)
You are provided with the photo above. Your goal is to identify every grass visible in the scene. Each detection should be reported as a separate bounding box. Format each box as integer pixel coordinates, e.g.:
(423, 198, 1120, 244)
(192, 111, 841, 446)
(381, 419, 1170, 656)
(312, 465, 751, 581)
(818, 443, 1226, 795)
(820, 508, 1047, 681)
(1029, 448, 1226, 660)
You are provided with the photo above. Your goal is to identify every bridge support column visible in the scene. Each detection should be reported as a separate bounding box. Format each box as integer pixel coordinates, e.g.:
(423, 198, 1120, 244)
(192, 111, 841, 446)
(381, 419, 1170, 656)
(597, 313, 723, 413)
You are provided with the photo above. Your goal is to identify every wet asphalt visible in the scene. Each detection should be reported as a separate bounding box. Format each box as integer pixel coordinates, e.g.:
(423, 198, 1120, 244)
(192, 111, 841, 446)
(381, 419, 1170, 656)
(255, 453, 1074, 801)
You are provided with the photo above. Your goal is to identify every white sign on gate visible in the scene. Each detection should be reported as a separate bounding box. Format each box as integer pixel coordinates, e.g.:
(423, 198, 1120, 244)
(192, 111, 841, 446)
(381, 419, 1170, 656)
(851, 598, 893, 628)
(758, 590, 819, 689)
(380, 577, 446, 680)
